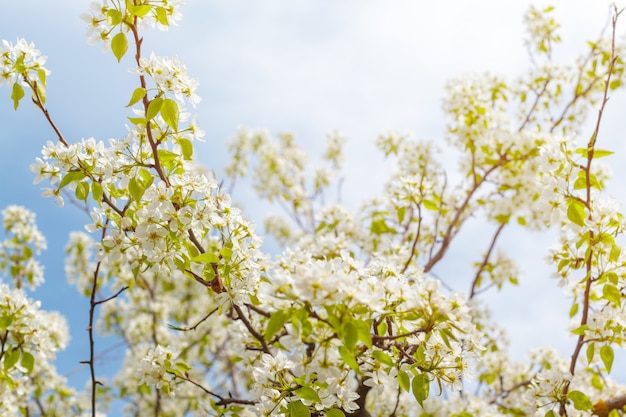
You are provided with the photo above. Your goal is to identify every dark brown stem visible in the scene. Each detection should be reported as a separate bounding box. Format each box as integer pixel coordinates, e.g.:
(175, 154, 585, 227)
(26, 79, 69, 146)
(560, 6, 621, 416)
(233, 304, 270, 354)
(519, 77, 551, 132)
(86, 260, 104, 417)
(169, 307, 218, 331)
(424, 160, 505, 273)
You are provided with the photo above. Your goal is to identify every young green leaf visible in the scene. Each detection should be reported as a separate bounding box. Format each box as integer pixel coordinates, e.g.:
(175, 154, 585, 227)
(126, 87, 147, 107)
(567, 390, 592, 411)
(602, 284, 621, 307)
(58, 171, 86, 189)
(600, 345, 614, 373)
(398, 369, 411, 392)
(0, 314, 12, 329)
(287, 400, 311, 417)
(111, 32, 128, 62)
(129, 177, 146, 202)
(91, 182, 103, 204)
(161, 98, 179, 132)
(147, 97, 163, 121)
(11, 82, 24, 110)
(155, 7, 169, 25)
(326, 410, 346, 417)
(75, 181, 90, 202)
(106, 9, 123, 26)
(412, 372, 430, 407)
(177, 138, 193, 160)
(265, 310, 288, 340)
(586, 342, 595, 364)
(294, 386, 320, 403)
(342, 321, 358, 351)
(4, 348, 20, 372)
(21, 351, 35, 373)
(566, 200, 586, 227)
(191, 252, 220, 264)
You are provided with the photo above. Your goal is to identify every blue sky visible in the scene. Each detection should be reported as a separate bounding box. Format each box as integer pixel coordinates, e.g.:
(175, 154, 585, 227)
(1, 0, 625, 407)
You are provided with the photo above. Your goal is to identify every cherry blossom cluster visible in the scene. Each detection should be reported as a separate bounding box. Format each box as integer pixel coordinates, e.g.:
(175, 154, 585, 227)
(81, 0, 184, 47)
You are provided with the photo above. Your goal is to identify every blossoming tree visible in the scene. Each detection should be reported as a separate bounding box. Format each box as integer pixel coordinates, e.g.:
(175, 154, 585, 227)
(1, 1, 626, 416)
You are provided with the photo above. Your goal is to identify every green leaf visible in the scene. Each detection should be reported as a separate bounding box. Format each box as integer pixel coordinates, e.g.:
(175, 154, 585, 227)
(111, 32, 128, 62)
(20, 351, 34, 374)
(567, 390, 592, 411)
(127, 116, 146, 126)
(353, 320, 372, 349)
(0, 314, 13, 329)
(287, 400, 310, 417)
(177, 138, 193, 160)
(338, 346, 359, 373)
(139, 168, 154, 188)
(544, 411, 558, 417)
(609, 79, 622, 90)
(372, 350, 394, 367)
(106, 9, 123, 26)
(161, 98, 179, 132)
(326, 410, 346, 417)
(398, 369, 411, 392)
(591, 372, 603, 390)
(219, 245, 233, 261)
(602, 284, 621, 307)
(600, 345, 614, 373)
(265, 310, 288, 340)
(147, 97, 163, 121)
(422, 200, 438, 211)
(131, 4, 152, 17)
(37, 68, 47, 87)
(191, 252, 220, 264)
(128, 177, 146, 202)
(91, 182, 103, 204)
(342, 321, 358, 351)
(370, 217, 395, 235)
(4, 348, 20, 372)
(157, 149, 179, 163)
(294, 386, 320, 403)
(75, 181, 90, 202)
(586, 342, 595, 364)
(175, 361, 192, 372)
(397, 206, 406, 224)
(569, 302, 578, 318)
(609, 244, 621, 263)
(593, 149, 614, 158)
(126, 87, 147, 107)
(566, 200, 586, 227)
(155, 6, 169, 25)
(412, 372, 429, 407)
(58, 171, 86, 189)
(11, 82, 24, 110)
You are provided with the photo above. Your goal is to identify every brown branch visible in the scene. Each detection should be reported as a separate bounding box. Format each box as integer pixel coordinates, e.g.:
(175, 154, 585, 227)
(174, 372, 256, 406)
(470, 222, 506, 299)
(233, 304, 270, 354)
(84, 260, 104, 417)
(168, 307, 218, 331)
(26, 79, 69, 146)
(519, 76, 551, 132)
(424, 160, 505, 273)
(560, 6, 621, 416)
(94, 286, 128, 306)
